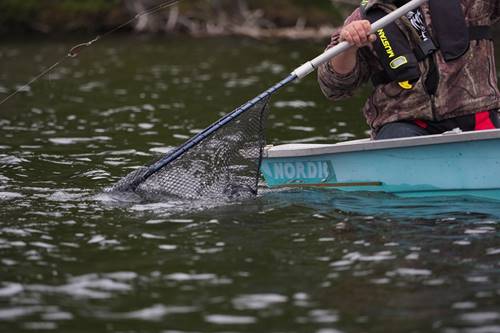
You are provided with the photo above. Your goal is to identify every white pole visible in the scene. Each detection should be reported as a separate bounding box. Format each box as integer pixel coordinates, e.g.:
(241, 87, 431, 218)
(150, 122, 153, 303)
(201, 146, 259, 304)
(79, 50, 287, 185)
(292, 0, 427, 79)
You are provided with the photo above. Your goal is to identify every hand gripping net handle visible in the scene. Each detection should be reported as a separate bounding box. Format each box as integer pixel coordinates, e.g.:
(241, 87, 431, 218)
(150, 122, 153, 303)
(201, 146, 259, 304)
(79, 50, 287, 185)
(292, 0, 428, 79)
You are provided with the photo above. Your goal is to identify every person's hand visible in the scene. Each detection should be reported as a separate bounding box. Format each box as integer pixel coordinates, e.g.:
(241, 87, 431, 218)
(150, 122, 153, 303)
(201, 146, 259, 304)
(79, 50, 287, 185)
(340, 20, 376, 48)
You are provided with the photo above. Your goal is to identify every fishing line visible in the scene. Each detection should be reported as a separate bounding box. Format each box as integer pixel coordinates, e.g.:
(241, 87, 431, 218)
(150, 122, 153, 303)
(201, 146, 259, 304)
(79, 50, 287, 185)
(0, 0, 183, 107)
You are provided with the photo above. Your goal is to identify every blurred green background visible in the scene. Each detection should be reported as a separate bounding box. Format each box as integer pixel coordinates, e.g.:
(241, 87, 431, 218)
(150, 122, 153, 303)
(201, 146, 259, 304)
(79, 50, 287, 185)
(0, 0, 356, 36)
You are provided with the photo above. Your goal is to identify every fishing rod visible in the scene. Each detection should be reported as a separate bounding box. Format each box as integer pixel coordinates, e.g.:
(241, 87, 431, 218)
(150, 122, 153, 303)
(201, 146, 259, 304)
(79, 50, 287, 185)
(0, 0, 183, 107)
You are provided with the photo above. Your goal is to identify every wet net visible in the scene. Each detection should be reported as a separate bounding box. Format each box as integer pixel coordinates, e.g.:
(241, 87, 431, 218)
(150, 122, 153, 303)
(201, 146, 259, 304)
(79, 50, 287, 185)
(105, 97, 270, 200)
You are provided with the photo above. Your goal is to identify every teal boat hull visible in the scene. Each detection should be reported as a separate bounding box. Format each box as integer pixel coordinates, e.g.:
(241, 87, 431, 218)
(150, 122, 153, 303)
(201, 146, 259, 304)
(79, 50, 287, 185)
(261, 129, 500, 201)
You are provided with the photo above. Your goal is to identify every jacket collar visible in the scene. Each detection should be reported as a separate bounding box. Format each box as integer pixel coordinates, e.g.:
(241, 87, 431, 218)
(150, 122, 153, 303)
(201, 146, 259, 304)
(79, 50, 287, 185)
(361, 0, 396, 11)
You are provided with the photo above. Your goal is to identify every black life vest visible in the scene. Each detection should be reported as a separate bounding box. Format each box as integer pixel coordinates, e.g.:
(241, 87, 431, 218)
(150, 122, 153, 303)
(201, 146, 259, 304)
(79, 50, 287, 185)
(361, 0, 493, 90)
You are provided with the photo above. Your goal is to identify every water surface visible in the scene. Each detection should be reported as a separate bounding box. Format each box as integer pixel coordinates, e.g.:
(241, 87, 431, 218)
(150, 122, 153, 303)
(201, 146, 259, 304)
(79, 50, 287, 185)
(0, 35, 499, 333)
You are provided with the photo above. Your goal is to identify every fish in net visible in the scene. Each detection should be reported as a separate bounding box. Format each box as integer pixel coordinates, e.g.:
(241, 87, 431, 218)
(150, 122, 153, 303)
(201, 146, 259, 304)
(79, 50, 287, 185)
(105, 97, 270, 200)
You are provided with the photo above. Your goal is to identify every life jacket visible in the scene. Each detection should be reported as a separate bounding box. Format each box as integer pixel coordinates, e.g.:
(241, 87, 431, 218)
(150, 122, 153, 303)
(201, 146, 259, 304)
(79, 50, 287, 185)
(361, 0, 493, 91)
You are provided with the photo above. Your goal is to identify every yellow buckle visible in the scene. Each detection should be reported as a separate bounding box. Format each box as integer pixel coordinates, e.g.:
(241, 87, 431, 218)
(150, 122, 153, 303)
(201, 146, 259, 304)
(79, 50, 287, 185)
(398, 81, 413, 90)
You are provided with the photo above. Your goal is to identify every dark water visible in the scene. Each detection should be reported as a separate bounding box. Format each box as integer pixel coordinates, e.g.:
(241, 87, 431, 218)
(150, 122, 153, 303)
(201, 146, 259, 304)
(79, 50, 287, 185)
(0, 35, 499, 333)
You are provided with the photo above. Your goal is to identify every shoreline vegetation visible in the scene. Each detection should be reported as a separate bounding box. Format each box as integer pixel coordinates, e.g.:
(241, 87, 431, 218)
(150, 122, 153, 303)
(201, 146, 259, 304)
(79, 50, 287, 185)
(0, 0, 359, 39)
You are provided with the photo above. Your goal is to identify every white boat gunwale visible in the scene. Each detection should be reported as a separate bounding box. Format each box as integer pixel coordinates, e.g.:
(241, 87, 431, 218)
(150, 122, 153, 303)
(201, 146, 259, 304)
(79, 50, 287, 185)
(264, 128, 500, 158)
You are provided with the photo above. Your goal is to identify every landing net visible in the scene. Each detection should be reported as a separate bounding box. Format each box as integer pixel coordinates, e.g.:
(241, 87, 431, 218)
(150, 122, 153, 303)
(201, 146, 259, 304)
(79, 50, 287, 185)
(105, 97, 270, 200)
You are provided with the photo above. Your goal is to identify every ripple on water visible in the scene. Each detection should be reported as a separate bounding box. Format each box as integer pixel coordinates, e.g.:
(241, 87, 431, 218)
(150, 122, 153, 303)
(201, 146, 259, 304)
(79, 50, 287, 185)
(123, 198, 232, 217)
(330, 251, 396, 268)
(0, 228, 30, 237)
(0, 306, 43, 320)
(0, 192, 23, 201)
(88, 235, 106, 244)
(78, 81, 105, 92)
(452, 302, 477, 310)
(205, 314, 257, 325)
(460, 312, 500, 324)
(41, 312, 73, 321)
(141, 233, 166, 240)
(0, 155, 28, 165)
(232, 293, 288, 310)
(22, 322, 58, 330)
(464, 227, 496, 235)
(103, 149, 138, 156)
(149, 147, 174, 154)
(47, 191, 84, 202)
(104, 272, 138, 281)
(288, 126, 316, 132)
(0, 283, 23, 297)
(274, 100, 316, 108)
(165, 273, 217, 282)
(316, 329, 345, 333)
(486, 248, 500, 255)
(158, 244, 178, 251)
(48, 137, 111, 145)
(138, 123, 154, 129)
(224, 76, 259, 88)
(81, 169, 111, 180)
(308, 309, 340, 324)
(107, 304, 197, 321)
(387, 268, 433, 277)
(28, 273, 134, 300)
(130, 202, 180, 212)
(30, 242, 56, 250)
(251, 61, 285, 74)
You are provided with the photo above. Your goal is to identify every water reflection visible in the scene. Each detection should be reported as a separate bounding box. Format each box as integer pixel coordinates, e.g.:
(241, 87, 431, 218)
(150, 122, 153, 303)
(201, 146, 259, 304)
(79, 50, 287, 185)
(261, 188, 500, 219)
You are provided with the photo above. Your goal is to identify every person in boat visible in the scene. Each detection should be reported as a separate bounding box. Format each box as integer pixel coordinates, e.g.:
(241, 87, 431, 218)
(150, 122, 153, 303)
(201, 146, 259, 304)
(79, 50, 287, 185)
(318, 0, 500, 140)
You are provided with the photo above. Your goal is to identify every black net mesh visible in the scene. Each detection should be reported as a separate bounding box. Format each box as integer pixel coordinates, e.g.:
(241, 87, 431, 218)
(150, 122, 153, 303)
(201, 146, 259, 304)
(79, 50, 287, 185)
(105, 97, 270, 200)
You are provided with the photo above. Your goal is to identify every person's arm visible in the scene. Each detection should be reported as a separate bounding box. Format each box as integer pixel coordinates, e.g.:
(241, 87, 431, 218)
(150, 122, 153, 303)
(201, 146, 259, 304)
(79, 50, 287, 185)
(318, 9, 375, 101)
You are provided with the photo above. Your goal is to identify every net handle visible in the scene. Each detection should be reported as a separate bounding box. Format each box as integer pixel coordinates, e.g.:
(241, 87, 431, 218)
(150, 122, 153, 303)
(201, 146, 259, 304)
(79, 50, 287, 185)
(127, 0, 427, 191)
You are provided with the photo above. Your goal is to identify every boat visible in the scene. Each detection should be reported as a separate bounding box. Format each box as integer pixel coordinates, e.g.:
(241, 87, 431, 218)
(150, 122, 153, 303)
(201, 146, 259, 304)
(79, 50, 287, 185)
(260, 128, 500, 201)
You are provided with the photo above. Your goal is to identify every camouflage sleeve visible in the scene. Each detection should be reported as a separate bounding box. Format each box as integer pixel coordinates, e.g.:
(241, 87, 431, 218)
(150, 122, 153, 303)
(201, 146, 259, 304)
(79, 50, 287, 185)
(317, 9, 372, 101)
(493, 0, 500, 24)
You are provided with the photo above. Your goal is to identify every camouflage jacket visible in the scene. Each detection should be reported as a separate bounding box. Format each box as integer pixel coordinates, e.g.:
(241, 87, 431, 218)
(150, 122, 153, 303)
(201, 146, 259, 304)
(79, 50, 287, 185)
(318, 0, 500, 134)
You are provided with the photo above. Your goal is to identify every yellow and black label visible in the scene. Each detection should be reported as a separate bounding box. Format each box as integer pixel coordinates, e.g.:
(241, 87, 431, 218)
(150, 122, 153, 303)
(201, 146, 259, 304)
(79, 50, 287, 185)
(377, 29, 395, 59)
(363, 6, 421, 86)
